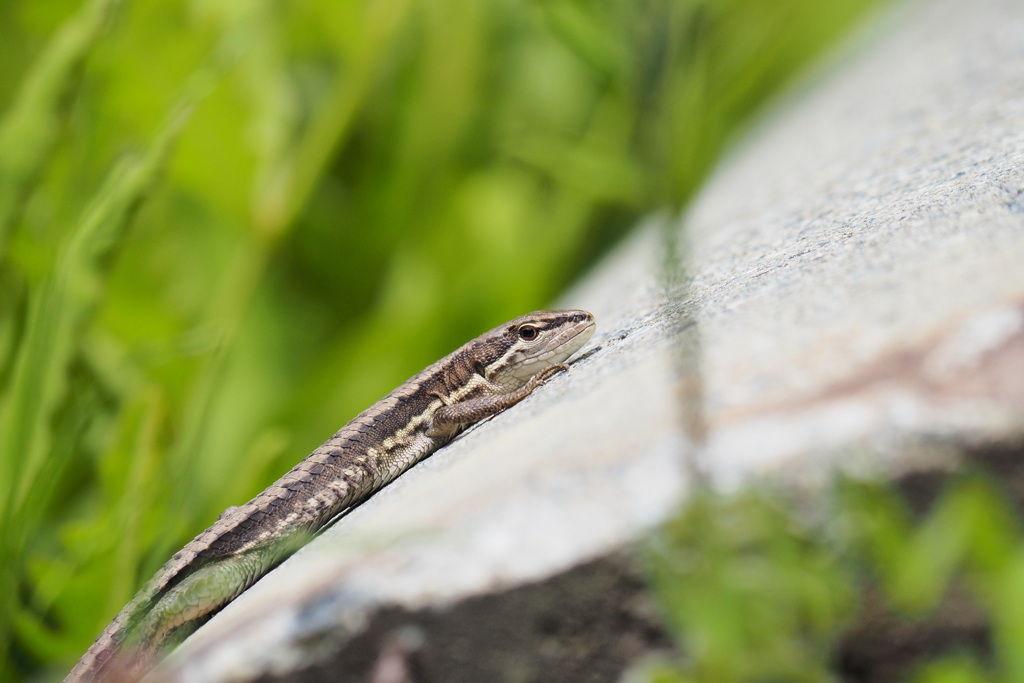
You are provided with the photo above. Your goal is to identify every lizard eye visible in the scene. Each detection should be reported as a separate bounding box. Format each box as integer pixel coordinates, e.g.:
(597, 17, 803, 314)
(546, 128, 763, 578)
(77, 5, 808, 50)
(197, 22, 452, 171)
(518, 325, 539, 341)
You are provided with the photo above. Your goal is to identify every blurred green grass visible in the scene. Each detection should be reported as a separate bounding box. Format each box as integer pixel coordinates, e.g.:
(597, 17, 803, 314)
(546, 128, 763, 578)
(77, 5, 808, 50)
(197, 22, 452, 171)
(0, 0, 885, 678)
(644, 470, 1024, 683)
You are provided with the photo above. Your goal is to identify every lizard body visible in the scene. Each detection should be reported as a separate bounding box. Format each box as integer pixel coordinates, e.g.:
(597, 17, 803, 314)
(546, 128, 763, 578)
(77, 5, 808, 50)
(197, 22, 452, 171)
(66, 309, 596, 682)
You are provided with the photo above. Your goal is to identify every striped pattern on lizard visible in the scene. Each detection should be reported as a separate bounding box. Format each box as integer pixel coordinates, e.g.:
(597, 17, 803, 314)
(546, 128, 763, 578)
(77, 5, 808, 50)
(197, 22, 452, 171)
(66, 309, 596, 683)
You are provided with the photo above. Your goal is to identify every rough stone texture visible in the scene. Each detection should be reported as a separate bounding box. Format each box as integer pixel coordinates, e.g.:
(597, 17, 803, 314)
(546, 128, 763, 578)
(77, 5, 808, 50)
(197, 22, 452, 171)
(679, 0, 1024, 489)
(149, 0, 1024, 680)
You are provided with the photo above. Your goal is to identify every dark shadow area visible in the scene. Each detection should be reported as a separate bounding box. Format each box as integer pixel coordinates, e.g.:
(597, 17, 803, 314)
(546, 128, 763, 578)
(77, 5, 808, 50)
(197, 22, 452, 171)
(253, 553, 676, 683)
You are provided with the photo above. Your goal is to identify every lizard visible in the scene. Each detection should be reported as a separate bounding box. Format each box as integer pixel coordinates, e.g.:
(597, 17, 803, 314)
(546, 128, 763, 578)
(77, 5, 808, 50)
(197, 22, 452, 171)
(65, 309, 596, 683)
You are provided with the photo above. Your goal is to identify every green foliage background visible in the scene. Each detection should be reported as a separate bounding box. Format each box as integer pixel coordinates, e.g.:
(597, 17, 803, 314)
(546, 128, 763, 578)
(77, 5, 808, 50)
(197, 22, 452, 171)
(0, 0, 884, 678)
(644, 470, 1024, 683)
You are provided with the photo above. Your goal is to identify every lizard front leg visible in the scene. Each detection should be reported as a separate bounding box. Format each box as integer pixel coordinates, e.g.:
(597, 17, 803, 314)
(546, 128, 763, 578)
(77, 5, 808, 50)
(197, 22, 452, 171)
(428, 363, 568, 435)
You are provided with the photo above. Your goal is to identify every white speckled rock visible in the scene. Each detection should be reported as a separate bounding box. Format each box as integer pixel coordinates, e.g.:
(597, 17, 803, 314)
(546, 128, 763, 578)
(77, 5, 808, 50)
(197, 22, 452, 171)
(679, 0, 1024, 489)
(150, 0, 1024, 679)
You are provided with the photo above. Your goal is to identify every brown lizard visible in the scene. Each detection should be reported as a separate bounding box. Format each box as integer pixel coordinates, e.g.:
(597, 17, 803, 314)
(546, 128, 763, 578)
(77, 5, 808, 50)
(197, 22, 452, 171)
(66, 309, 596, 682)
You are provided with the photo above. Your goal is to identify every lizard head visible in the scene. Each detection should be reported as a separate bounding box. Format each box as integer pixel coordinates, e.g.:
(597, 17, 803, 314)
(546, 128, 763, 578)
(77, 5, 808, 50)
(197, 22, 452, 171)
(476, 309, 596, 389)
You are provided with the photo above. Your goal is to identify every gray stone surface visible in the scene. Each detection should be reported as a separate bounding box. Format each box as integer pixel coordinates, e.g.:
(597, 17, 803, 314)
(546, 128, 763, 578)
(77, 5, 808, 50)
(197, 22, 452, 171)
(150, 0, 1024, 679)
(681, 0, 1024, 488)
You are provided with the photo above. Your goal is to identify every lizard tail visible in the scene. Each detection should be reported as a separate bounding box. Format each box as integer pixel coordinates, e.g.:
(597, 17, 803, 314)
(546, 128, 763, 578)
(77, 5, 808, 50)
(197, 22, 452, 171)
(63, 614, 153, 683)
